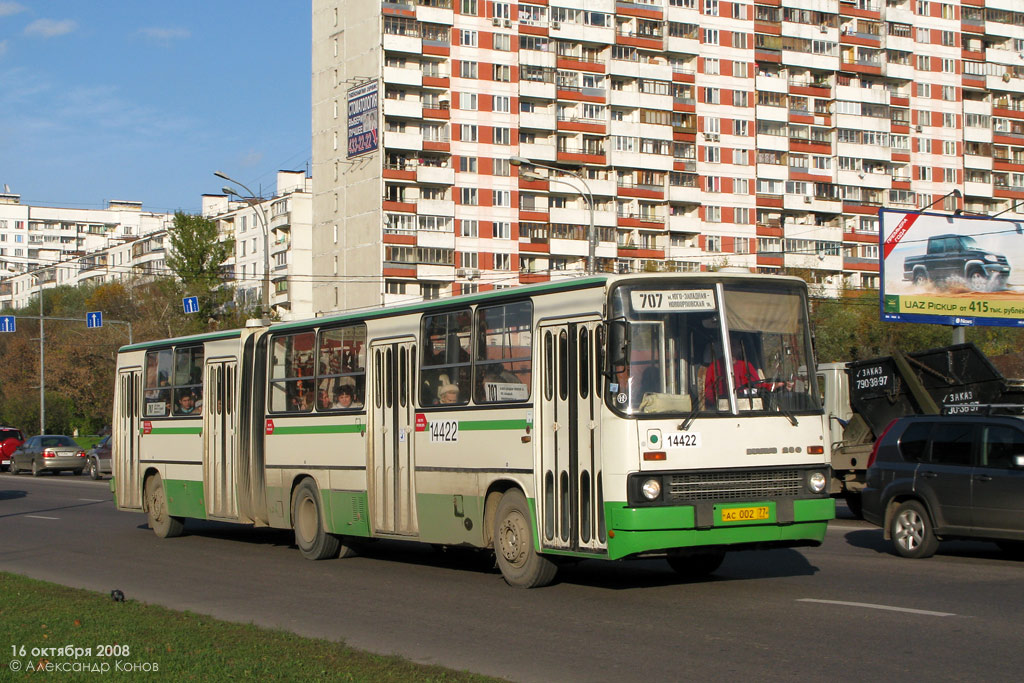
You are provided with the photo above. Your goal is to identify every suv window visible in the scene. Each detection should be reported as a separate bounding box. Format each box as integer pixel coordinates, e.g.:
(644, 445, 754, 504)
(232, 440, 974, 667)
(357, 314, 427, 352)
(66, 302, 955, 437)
(898, 422, 932, 462)
(929, 423, 974, 466)
(0, 429, 22, 441)
(982, 425, 1024, 469)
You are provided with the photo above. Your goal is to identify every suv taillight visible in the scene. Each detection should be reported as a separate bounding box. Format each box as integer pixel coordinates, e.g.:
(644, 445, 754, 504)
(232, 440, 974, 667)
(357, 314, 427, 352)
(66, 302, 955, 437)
(866, 419, 899, 470)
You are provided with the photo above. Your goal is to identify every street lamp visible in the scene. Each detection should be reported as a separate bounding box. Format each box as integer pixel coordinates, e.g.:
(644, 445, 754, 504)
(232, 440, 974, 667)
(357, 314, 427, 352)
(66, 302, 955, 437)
(214, 171, 271, 324)
(510, 156, 598, 275)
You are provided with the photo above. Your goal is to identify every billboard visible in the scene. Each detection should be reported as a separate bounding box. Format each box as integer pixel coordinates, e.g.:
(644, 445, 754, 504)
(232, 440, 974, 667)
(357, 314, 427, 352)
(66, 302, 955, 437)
(880, 208, 1024, 328)
(346, 81, 378, 158)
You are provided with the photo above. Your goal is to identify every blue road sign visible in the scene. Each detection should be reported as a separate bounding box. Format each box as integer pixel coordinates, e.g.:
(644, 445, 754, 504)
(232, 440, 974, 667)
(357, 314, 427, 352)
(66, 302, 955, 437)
(0, 315, 14, 333)
(183, 296, 199, 314)
(86, 311, 103, 328)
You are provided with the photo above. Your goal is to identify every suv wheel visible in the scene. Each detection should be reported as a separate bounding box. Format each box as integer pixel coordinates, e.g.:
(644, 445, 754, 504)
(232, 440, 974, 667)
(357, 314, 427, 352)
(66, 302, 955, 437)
(890, 500, 938, 559)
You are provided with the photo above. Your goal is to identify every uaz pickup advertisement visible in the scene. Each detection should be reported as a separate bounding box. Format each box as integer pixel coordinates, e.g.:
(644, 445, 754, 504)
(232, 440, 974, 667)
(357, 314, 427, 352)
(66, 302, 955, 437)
(880, 209, 1024, 328)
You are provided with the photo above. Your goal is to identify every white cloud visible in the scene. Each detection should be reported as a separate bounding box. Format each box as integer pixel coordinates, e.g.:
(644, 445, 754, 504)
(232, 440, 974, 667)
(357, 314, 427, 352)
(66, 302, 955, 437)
(0, 2, 26, 17)
(239, 150, 264, 168)
(24, 18, 77, 38)
(0, 40, 8, 57)
(139, 27, 191, 42)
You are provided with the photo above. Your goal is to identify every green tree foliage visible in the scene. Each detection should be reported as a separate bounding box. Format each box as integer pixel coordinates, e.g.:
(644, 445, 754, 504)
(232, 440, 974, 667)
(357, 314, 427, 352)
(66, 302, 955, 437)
(165, 211, 235, 321)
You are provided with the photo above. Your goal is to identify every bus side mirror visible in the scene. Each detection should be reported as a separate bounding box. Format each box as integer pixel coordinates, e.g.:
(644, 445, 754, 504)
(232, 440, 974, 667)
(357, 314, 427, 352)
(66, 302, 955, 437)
(608, 320, 630, 368)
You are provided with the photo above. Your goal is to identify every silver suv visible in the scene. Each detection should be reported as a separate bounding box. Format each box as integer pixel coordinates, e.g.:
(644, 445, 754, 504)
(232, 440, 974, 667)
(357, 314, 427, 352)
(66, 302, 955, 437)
(861, 415, 1024, 558)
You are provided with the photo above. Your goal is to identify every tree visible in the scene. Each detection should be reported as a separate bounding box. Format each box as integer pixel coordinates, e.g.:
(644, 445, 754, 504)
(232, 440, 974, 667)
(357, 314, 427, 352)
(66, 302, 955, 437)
(165, 212, 235, 322)
(810, 289, 1024, 363)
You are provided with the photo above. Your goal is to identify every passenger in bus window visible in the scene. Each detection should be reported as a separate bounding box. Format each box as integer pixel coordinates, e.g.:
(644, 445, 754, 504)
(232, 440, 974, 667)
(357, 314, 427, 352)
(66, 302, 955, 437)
(334, 384, 355, 409)
(318, 384, 333, 411)
(175, 390, 198, 416)
(437, 382, 460, 405)
(191, 389, 203, 415)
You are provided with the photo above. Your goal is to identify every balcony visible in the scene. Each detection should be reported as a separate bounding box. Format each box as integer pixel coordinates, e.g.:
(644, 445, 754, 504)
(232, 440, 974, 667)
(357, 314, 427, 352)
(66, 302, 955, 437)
(417, 165, 455, 185)
(384, 98, 423, 119)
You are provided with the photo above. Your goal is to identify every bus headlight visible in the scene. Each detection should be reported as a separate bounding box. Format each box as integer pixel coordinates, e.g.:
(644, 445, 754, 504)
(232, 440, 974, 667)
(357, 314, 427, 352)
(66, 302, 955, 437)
(641, 478, 662, 501)
(808, 471, 827, 494)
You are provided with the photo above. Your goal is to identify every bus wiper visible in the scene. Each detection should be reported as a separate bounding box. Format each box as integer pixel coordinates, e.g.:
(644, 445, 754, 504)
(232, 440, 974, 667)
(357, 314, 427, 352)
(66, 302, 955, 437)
(774, 396, 798, 426)
(679, 400, 701, 431)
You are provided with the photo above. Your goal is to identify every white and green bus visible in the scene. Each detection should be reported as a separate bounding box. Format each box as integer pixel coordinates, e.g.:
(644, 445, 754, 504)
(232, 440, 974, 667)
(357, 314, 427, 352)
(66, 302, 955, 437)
(112, 272, 834, 587)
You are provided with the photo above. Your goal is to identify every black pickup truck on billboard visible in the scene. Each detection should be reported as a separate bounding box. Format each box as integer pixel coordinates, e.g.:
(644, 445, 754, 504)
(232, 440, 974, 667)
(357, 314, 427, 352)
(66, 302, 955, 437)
(903, 234, 1010, 290)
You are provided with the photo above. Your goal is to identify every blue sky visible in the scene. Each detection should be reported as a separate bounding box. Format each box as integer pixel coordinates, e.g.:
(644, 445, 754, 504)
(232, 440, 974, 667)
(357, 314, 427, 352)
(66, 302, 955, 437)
(0, 1, 310, 213)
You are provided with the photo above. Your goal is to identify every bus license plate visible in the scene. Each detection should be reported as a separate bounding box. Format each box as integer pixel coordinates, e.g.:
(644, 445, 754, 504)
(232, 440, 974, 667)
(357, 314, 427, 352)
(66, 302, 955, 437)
(719, 506, 770, 523)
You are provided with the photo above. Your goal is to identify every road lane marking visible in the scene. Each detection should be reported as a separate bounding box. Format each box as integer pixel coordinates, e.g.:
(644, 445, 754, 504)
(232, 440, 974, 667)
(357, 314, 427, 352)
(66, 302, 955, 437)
(828, 524, 870, 531)
(798, 599, 955, 617)
(78, 498, 106, 502)
(25, 515, 59, 520)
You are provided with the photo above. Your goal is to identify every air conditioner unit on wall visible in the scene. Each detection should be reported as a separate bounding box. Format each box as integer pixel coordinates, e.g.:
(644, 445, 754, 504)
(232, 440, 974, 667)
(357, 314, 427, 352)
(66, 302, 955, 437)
(492, 17, 501, 26)
(552, 21, 561, 29)
(504, 19, 512, 28)
(456, 267, 467, 277)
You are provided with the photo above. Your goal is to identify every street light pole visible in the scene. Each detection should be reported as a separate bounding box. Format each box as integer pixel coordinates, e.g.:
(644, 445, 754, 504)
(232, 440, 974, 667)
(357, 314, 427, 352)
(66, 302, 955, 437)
(510, 156, 597, 275)
(214, 171, 271, 324)
(39, 283, 45, 435)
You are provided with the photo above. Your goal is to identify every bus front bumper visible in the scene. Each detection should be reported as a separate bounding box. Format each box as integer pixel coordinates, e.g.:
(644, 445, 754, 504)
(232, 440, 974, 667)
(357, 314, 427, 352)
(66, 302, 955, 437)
(605, 497, 834, 560)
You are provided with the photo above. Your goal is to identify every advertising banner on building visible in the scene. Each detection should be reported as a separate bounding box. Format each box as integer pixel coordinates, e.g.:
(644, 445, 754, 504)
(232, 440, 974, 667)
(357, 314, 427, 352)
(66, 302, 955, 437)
(347, 81, 378, 158)
(880, 208, 1024, 328)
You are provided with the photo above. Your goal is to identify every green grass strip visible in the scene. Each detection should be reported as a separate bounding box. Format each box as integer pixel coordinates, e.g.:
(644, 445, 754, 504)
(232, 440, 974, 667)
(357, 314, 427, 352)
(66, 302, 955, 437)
(0, 572, 500, 682)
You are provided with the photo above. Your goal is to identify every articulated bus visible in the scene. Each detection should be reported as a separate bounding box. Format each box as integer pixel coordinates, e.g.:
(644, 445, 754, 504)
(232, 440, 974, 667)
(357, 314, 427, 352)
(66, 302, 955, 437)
(112, 273, 834, 587)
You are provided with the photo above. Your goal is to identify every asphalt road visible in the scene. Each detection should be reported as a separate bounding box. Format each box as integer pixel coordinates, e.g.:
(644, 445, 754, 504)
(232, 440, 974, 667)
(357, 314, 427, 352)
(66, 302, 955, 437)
(2, 473, 1022, 682)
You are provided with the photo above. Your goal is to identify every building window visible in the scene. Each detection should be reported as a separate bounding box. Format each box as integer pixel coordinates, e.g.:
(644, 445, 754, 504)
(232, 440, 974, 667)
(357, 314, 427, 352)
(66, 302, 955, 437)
(494, 253, 511, 270)
(492, 190, 511, 207)
(460, 61, 478, 79)
(494, 221, 511, 239)
(493, 34, 511, 51)
(461, 219, 478, 237)
(459, 156, 478, 173)
(493, 64, 511, 82)
(460, 188, 479, 205)
(460, 29, 477, 46)
(493, 95, 510, 113)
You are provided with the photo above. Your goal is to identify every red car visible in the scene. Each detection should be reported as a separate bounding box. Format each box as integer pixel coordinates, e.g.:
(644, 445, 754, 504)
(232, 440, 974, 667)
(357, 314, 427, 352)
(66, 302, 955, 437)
(0, 427, 25, 471)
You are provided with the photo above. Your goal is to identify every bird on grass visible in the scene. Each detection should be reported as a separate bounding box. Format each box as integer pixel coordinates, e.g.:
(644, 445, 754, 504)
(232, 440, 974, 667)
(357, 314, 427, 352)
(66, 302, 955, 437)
(110, 589, 125, 602)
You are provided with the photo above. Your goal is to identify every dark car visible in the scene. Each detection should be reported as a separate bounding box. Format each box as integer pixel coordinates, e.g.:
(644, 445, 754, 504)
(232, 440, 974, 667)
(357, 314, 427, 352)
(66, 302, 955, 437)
(9, 435, 87, 476)
(861, 414, 1024, 558)
(903, 234, 1010, 291)
(1, 426, 25, 472)
(86, 435, 112, 480)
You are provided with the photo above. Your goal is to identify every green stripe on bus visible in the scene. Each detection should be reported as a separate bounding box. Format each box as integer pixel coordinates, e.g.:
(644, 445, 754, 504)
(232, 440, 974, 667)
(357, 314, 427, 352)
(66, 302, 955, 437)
(141, 427, 203, 435)
(457, 419, 531, 431)
(271, 424, 367, 435)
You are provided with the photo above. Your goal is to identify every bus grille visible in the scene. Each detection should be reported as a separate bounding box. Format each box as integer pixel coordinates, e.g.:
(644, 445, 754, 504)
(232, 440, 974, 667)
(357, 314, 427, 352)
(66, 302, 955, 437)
(668, 469, 803, 502)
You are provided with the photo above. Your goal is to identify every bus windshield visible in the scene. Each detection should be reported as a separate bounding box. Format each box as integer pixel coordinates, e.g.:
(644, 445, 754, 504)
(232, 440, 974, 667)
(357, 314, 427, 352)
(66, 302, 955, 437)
(607, 280, 820, 417)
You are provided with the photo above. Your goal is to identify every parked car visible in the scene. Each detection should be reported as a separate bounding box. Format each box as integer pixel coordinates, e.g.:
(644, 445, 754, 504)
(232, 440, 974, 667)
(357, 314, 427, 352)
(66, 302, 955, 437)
(9, 435, 87, 476)
(1, 426, 25, 472)
(86, 435, 112, 480)
(862, 414, 1024, 558)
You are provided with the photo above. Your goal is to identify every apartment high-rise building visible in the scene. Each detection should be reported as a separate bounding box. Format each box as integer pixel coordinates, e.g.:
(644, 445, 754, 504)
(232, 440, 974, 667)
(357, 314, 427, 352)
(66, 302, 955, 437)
(312, 0, 1024, 311)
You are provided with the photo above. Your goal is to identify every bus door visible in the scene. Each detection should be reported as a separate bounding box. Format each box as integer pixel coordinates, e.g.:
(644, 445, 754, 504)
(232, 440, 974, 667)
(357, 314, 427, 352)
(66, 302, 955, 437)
(538, 319, 606, 553)
(115, 367, 143, 509)
(203, 359, 238, 519)
(368, 338, 418, 536)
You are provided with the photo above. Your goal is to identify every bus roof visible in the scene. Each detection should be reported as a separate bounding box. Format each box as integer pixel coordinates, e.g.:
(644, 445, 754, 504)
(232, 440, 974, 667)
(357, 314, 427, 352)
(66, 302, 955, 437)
(117, 271, 809, 351)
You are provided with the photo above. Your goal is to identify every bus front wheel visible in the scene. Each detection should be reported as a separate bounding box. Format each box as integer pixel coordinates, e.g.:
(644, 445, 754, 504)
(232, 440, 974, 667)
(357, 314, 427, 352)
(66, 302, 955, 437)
(291, 479, 341, 560)
(493, 489, 557, 588)
(145, 474, 184, 539)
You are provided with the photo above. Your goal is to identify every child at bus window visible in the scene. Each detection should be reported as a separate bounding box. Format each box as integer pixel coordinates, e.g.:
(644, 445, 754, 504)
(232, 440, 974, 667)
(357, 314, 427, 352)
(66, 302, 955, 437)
(191, 389, 203, 415)
(175, 390, 197, 416)
(333, 384, 355, 409)
(318, 385, 333, 410)
(437, 382, 460, 405)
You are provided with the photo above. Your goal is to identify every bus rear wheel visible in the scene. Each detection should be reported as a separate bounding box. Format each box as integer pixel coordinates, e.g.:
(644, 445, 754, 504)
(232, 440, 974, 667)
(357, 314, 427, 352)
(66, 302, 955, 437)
(291, 479, 341, 560)
(493, 489, 557, 588)
(666, 549, 726, 579)
(145, 473, 184, 538)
